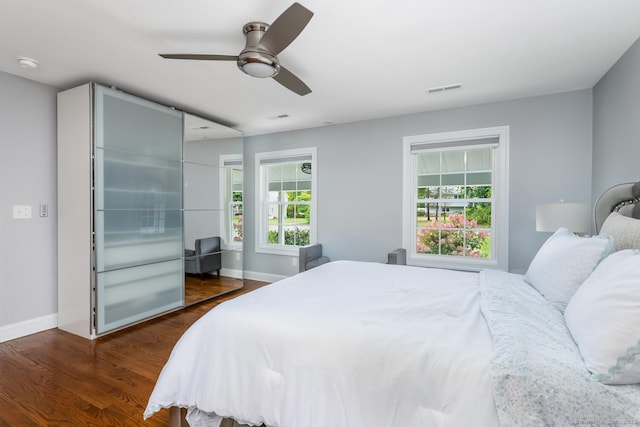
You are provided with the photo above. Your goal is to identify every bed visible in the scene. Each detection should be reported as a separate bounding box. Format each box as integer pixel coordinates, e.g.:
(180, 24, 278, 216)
(144, 182, 640, 427)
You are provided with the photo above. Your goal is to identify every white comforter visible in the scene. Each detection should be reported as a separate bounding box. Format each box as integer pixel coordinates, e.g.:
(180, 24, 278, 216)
(144, 260, 499, 427)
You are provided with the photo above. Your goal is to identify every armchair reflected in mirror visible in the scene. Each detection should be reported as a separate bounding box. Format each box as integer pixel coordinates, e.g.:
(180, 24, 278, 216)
(185, 237, 222, 277)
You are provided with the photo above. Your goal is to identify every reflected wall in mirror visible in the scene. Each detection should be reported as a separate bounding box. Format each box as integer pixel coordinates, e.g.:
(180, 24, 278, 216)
(183, 113, 244, 306)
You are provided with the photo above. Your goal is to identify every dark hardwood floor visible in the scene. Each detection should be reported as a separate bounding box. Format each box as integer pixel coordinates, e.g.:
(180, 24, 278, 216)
(184, 275, 245, 306)
(0, 279, 268, 426)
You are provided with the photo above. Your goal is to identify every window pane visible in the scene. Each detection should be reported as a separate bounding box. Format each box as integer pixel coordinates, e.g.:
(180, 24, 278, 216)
(417, 188, 426, 200)
(231, 168, 243, 193)
(466, 230, 491, 258)
(232, 208, 243, 242)
(442, 173, 464, 186)
(466, 201, 492, 227)
(467, 172, 491, 185)
(281, 163, 297, 182)
(465, 185, 491, 198)
(441, 151, 464, 173)
(466, 148, 492, 172)
(268, 181, 282, 192)
(440, 229, 465, 256)
(417, 152, 440, 174)
(416, 227, 439, 254)
(423, 186, 440, 199)
(441, 186, 463, 199)
(267, 164, 283, 182)
(417, 175, 440, 187)
(416, 202, 426, 219)
(267, 203, 280, 222)
(284, 203, 297, 223)
(290, 190, 312, 202)
(283, 225, 310, 246)
(296, 180, 312, 191)
(416, 202, 446, 227)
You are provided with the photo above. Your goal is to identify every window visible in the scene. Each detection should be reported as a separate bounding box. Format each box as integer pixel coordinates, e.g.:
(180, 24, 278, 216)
(220, 155, 243, 248)
(402, 126, 509, 271)
(256, 148, 317, 255)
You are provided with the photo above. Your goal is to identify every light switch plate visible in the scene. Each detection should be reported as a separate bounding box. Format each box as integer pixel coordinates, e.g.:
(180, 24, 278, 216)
(13, 205, 32, 219)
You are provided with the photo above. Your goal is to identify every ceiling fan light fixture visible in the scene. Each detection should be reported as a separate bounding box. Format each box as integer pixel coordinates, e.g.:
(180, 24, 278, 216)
(238, 51, 280, 78)
(241, 62, 278, 78)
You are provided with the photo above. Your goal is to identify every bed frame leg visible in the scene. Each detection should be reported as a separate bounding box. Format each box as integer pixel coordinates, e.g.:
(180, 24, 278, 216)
(169, 406, 187, 427)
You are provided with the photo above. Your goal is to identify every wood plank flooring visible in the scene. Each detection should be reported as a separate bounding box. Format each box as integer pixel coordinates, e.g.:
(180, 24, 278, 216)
(0, 279, 268, 426)
(184, 275, 244, 306)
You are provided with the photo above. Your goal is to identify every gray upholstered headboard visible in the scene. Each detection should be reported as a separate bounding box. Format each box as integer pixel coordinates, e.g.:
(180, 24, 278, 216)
(594, 181, 640, 233)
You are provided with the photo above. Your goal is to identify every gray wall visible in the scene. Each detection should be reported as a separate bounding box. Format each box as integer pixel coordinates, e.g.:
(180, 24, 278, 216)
(0, 70, 605, 332)
(244, 89, 594, 277)
(0, 72, 59, 328)
(592, 37, 640, 201)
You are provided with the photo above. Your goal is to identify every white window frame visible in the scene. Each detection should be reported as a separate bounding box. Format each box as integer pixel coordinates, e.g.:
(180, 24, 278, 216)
(219, 154, 243, 250)
(402, 126, 509, 271)
(255, 147, 317, 256)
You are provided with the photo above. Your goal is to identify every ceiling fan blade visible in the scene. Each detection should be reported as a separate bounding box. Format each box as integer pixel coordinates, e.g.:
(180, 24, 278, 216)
(258, 3, 313, 56)
(159, 54, 238, 61)
(273, 65, 311, 96)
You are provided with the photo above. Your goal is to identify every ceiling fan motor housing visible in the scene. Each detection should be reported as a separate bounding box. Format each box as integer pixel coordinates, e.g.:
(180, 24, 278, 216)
(237, 22, 281, 78)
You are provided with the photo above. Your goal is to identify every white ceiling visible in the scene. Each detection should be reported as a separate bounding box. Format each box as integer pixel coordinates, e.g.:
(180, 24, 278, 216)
(1, 0, 639, 136)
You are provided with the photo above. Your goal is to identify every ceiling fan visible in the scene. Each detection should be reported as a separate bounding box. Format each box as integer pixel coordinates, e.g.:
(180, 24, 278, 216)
(159, 2, 313, 96)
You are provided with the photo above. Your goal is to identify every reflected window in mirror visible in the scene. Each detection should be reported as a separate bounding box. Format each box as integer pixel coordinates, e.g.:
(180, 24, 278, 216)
(221, 154, 243, 249)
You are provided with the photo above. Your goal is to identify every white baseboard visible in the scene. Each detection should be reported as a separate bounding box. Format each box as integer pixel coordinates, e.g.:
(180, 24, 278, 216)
(220, 267, 243, 279)
(243, 270, 289, 283)
(0, 314, 58, 343)
(0, 271, 288, 343)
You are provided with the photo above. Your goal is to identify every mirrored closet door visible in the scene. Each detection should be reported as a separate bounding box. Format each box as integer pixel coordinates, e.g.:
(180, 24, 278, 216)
(183, 113, 244, 305)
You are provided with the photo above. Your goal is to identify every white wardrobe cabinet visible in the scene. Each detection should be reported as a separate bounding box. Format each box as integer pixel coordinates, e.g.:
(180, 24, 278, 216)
(57, 83, 184, 338)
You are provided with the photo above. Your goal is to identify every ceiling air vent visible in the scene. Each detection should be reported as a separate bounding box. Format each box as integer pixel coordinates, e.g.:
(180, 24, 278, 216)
(427, 84, 463, 94)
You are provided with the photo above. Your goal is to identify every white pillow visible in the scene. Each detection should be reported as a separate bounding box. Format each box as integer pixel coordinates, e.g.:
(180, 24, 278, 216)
(525, 228, 613, 312)
(564, 249, 640, 385)
(600, 211, 640, 251)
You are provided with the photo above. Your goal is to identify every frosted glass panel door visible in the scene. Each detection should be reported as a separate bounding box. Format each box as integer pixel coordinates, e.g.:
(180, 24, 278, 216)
(94, 84, 184, 334)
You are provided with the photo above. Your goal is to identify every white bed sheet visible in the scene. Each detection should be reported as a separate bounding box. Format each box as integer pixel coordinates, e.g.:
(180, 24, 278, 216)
(144, 260, 499, 427)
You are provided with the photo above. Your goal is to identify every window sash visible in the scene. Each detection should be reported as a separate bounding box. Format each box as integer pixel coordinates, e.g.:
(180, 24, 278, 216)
(403, 126, 509, 271)
(219, 154, 243, 248)
(256, 148, 317, 255)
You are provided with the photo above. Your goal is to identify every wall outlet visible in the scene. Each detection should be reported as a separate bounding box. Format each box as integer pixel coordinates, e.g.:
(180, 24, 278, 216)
(235, 252, 241, 261)
(12, 205, 32, 219)
(291, 257, 298, 267)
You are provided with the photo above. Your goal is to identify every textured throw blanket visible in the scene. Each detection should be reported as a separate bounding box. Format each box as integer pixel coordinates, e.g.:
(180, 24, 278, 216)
(479, 269, 640, 427)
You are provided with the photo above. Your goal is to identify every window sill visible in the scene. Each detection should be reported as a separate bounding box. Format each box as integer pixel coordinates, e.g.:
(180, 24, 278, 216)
(408, 254, 503, 272)
(256, 244, 302, 257)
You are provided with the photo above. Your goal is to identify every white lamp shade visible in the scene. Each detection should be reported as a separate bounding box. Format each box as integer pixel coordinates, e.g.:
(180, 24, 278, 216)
(241, 62, 277, 78)
(536, 203, 591, 233)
